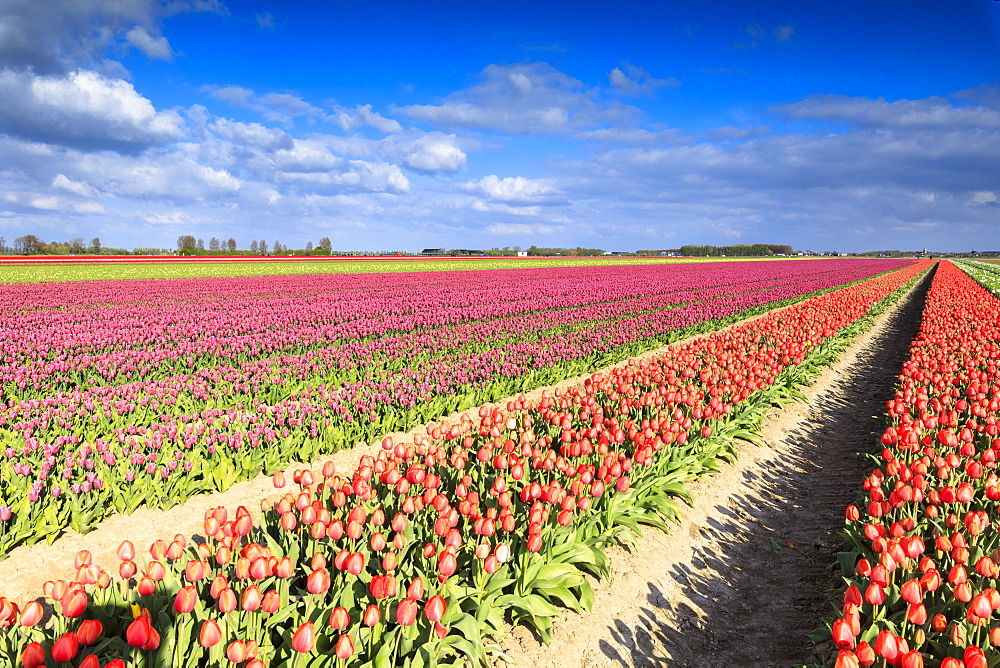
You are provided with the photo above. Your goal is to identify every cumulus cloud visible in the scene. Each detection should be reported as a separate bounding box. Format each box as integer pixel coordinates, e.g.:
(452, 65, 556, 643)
(210, 118, 294, 151)
(464, 175, 562, 204)
(52, 173, 100, 197)
(777, 94, 1000, 129)
(608, 63, 679, 96)
(0, 69, 185, 151)
(205, 85, 324, 124)
(330, 104, 403, 134)
(399, 62, 640, 134)
(394, 134, 466, 172)
(125, 26, 175, 61)
(0, 0, 223, 75)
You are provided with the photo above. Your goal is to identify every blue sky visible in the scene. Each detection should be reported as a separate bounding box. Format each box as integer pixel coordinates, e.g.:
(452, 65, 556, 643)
(0, 1, 998, 253)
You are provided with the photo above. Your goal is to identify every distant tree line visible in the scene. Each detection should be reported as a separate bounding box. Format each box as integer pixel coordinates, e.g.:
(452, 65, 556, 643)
(679, 244, 792, 257)
(176, 235, 336, 256)
(1, 235, 123, 255)
(526, 246, 606, 256)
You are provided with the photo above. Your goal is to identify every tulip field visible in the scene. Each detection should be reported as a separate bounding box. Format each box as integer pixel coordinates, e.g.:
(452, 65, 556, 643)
(0, 256, 963, 667)
(827, 259, 1000, 668)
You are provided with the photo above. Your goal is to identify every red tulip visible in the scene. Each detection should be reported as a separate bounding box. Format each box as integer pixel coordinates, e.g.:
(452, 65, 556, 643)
(217, 588, 237, 613)
(396, 597, 419, 626)
(174, 586, 199, 614)
(362, 603, 381, 627)
(262, 589, 281, 614)
(370, 573, 396, 599)
(334, 633, 355, 659)
(51, 632, 79, 662)
(306, 568, 331, 595)
(226, 640, 248, 663)
(126, 616, 152, 648)
(834, 650, 859, 668)
(831, 618, 855, 649)
(19, 601, 43, 627)
(291, 622, 316, 653)
(77, 618, 103, 645)
(873, 630, 898, 660)
(329, 606, 350, 630)
(199, 619, 222, 648)
(971, 592, 993, 618)
(425, 595, 447, 622)
(21, 642, 45, 668)
(79, 654, 100, 668)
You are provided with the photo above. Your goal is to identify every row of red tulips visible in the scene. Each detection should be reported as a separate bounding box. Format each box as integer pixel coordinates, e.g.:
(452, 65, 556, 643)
(0, 261, 929, 666)
(828, 260, 1000, 667)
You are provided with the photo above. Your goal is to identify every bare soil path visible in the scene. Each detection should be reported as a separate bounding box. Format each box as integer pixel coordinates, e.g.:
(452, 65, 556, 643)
(0, 269, 930, 668)
(499, 267, 931, 666)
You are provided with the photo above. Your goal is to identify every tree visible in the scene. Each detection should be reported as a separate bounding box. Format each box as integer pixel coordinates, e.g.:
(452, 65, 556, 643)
(177, 235, 196, 252)
(259, 240, 269, 255)
(226, 238, 237, 252)
(209, 237, 220, 251)
(196, 238, 205, 251)
(0, 235, 6, 252)
(250, 240, 259, 253)
(14, 235, 43, 254)
(68, 238, 85, 254)
(273, 240, 283, 254)
(318, 237, 331, 250)
(305, 241, 313, 253)
(90, 238, 102, 254)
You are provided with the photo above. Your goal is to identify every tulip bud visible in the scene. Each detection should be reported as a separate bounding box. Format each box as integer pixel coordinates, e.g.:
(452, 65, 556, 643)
(77, 618, 103, 646)
(329, 606, 350, 630)
(396, 597, 419, 626)
(362, 603, 380, 627)
(21, 642, 45, 668)
(19, 601, 43, 627)
(334, 632, 355, 658)
(51, 631, 80, 663)
(425, 595, 447, 622)
(199, 619, 222, 648)
(291, 622, 316, 653)
(126, 616, 153, 648)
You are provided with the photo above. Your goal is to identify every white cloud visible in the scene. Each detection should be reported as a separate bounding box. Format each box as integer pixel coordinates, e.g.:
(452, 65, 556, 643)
(330, 104, 403, 134)
(210, 118, 294, 151)
(778, 94, 1000, 129)
(206, 85, 323, 124)
(471, 200, 541, 216)
(0, 0, 222, 76)
(30, 196, 59, 209)
(971, 191, 998, 205)
(397, 134, 466, 172)
(577, 127, 692, 146)
(72, 151, 242, 200)
(485, 222, 563, 235)
(125, 26, 174, 60)
(255, 12, 277, 31)
(73, 201, 105, 214)
(399, 62, 640, 134)
(0, 69, 185, 151)
(608, 63, 680, 96)
(52, 173, 100, 197)
(774, 26, 795, 42)
(464, 174, 562, 204)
